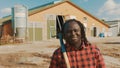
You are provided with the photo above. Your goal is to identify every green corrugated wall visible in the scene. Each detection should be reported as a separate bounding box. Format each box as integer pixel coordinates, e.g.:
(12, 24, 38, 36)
(28, 27, 42, 41)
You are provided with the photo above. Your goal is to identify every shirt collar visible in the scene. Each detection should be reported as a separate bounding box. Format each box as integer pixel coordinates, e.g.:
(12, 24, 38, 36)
(65, 42, 87, 51)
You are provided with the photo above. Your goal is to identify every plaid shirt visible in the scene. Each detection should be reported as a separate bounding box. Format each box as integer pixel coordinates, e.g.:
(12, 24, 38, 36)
(49, 43, 106, 68)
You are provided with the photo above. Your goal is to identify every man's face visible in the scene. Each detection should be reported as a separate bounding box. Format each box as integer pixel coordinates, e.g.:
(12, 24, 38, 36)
(63, 21, 81, 45)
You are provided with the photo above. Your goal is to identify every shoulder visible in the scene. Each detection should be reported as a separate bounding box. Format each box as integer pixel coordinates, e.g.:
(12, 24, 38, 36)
(51, 47, 63, 60)
(53, 47, 62, 55)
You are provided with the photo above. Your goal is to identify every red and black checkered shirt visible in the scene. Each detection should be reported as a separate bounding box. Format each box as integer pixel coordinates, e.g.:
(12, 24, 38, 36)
(49, 43, 106, 68)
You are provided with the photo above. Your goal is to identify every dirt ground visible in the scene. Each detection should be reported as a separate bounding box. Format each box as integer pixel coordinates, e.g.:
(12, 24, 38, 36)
(0, 37, 120, 68)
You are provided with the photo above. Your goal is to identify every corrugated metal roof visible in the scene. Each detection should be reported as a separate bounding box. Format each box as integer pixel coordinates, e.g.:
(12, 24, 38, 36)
(0, 15, 12, 24)
(105, 20, 120, 25)
(29, 1, 54, 11)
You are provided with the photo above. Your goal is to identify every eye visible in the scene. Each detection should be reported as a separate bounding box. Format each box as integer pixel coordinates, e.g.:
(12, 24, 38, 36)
(74, 29, 80, 32)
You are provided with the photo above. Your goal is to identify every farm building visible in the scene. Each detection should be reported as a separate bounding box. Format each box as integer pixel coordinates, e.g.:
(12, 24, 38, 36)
(105, 20, 120, 37)
(0, 0, 109, 43)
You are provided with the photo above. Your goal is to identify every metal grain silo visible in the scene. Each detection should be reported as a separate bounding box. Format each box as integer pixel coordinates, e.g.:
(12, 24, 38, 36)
(12, 5, 28, 41)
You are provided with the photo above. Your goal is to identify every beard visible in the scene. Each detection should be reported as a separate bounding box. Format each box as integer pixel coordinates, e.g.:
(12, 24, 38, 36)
(66, 37, 81, 45)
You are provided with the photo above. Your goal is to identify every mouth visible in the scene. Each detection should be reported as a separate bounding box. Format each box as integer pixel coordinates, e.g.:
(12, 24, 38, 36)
(71, 37, 78, 40)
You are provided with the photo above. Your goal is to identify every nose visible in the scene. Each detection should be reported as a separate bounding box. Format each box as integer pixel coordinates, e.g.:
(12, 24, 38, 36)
(71, 31, 76, 36)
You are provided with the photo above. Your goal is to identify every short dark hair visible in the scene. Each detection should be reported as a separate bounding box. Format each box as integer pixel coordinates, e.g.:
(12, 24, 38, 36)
(62, 19, 90, 45)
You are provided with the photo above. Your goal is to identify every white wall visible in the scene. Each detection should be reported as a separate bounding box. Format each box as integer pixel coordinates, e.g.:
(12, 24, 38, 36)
(109, 25, 118, 37)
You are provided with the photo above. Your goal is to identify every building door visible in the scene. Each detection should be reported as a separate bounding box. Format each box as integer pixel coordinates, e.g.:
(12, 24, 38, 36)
(56, 15, 64, 38)
(93, 27, 97, 37)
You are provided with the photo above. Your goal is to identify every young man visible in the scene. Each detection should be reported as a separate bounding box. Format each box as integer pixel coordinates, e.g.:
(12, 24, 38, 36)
(49, 19, 106, 68)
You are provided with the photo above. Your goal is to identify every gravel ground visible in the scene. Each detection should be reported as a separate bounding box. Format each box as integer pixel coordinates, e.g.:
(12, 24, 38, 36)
(0, 37, 119, 68)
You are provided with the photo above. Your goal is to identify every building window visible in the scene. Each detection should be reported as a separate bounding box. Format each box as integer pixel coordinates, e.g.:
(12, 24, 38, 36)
(83, 17, 87, 22)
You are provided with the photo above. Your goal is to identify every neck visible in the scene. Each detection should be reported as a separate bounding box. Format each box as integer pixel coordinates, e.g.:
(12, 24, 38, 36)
(68, 41, 82, 49)
(74, 41, 82, 49)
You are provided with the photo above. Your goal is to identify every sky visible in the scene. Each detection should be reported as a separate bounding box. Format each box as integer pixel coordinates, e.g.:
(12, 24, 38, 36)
(0, 0, 120, 21)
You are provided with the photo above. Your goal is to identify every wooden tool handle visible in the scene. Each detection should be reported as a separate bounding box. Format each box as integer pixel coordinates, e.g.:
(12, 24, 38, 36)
(63, 52, 70, 68)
